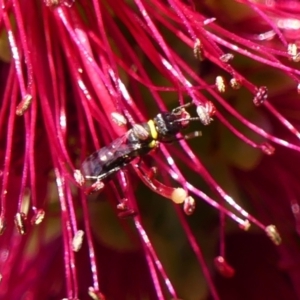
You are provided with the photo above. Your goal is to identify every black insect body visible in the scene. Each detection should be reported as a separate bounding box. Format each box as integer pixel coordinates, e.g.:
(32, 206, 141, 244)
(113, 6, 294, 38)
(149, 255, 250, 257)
(81, 132, 148, 182)
(80, 103, 200, 191)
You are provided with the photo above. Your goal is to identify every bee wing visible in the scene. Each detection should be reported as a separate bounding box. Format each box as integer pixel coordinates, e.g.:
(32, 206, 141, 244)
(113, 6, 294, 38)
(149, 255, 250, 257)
(81, 131, 137, 178)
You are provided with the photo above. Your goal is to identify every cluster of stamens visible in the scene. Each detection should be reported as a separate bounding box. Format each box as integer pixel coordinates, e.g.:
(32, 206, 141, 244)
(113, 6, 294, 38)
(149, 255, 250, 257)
(1, 0, 297, 299)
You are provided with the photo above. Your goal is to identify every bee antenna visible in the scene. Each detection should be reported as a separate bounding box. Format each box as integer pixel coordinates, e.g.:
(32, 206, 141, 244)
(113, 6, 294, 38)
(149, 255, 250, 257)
(172, 101, 194, 112)
(174, 117, 200, 123)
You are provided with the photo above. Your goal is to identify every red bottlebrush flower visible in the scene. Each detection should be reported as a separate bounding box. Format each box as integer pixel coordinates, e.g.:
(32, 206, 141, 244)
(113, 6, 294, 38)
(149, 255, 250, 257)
(0, 0, 300, 299)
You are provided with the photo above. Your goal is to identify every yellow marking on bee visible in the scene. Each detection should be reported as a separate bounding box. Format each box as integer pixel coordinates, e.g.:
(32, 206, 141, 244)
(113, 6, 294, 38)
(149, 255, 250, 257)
(147, 119, 158, 140)
(148, 140, 157, 148)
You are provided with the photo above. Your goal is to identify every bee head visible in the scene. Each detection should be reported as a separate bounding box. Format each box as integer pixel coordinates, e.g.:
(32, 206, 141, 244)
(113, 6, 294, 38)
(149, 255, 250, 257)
(153, 108, 190, 142)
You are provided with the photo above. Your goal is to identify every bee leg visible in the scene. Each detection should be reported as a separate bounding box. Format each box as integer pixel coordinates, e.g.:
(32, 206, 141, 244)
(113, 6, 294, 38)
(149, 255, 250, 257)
(85, 165, 124, 182)
(74, 170, 104, 194)
(84, 164, 127, 195)
(84, 180, 105, 195)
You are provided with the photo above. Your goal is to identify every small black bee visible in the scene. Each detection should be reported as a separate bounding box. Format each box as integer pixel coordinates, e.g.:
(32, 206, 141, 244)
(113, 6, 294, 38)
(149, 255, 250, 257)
(79, 102, 202, 191)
